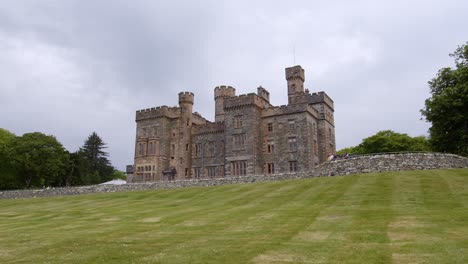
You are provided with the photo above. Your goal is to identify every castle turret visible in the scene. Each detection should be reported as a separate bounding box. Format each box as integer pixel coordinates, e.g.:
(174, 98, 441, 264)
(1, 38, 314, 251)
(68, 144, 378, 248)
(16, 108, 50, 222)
(178, 91, 194, 179)
(257, 86, 270, 102)
(214, 86, 236, 122)
(286, 65, 305, 104)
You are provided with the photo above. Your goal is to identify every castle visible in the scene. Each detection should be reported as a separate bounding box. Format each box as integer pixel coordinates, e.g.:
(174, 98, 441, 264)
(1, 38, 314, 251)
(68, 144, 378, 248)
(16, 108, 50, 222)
(132, 65, 335, 182)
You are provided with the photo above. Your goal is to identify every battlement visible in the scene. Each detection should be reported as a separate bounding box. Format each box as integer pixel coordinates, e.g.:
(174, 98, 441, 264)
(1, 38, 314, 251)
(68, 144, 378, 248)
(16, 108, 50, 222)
(310, 91, 334, 109)
(224, 93, 266, 110)
(193, 122, 225, 135)
(136, 105, 181, 121)
(261, 103, 319, 118)
(285, 65, 305, 82)
(257, 86, 270, 102)
(178, 91, 194, 105)
(214, 85, 236, 99)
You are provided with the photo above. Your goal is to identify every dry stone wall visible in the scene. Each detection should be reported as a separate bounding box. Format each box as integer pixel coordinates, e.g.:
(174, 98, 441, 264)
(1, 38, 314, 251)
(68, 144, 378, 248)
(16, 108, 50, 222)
(314, 152, 468, 176)
(1, 153, 467, 199)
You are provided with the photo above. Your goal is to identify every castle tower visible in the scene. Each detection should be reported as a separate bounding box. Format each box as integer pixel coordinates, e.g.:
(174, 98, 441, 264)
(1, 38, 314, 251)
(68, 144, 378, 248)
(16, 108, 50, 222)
(178, 91, 194, 179)
(285, 65, 305, 104)
(214, 86, 236, 122)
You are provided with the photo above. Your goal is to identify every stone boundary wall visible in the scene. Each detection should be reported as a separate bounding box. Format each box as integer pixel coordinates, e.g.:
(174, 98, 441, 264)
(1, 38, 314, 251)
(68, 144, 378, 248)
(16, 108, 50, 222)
(1, 153, 467, 199)
(314, 152, 468, 176)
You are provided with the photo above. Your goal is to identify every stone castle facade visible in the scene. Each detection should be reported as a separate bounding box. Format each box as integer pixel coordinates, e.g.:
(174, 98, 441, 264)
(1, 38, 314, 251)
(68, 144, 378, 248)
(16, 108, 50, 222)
(132, 65, 335, 182)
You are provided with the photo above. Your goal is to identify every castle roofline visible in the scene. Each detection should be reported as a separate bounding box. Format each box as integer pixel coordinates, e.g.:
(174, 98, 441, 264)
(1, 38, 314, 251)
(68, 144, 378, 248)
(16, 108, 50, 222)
(135, 105, 180, 121)
(261, 103, 319, 119)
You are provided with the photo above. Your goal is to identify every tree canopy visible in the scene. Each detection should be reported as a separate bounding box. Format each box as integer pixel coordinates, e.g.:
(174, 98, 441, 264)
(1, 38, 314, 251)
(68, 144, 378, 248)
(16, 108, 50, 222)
(74, 132, 114, 185)
(421, 42, 468, 156)
(0, 129, 119, 190)
(10, 132, 70, 188)
(337, 130, 431, 155)
(0, 129, 22, 189)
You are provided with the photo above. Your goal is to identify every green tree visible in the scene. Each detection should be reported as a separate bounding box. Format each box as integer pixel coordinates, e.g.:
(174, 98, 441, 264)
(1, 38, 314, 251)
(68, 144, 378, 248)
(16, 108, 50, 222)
(112, 170, 127, 180)
(337, 130, 431, 155)
(76, 132, 114, 184)
(421, 42, 468, 156)
(10, 132, 69, 188)
(0, 128, 22, 190)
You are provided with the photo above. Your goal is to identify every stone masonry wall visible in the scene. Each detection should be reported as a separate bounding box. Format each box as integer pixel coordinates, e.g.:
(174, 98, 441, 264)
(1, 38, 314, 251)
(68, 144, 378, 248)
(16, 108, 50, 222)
(1, 153, 467, 199)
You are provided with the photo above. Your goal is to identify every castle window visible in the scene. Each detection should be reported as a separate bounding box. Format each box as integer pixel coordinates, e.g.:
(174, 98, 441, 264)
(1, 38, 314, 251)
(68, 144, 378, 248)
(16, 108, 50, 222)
(314, 140, 318, 155)
(149, 142, 154, 155)
(233, 134, 246, 149)
(138, 143, 144, 156)
(207, 167, 216, 178)
(206, 142, 215, 157)
(267, 142, 275, 153)
(171, 144, 175, 155)
(289, 137, 297, 152)
(288, 119, 295, 130)
(193, 167, 201, 178)
(267, 123, 273, 132)
(267, 163, 275, 174)
(185, 168, 188, 176)
(234, 115, 243, 128)
(186, 144, 189, 151)
(194, 143, 202, 157)
(289, 161, 297, 173)
(231, 161, 247, 176)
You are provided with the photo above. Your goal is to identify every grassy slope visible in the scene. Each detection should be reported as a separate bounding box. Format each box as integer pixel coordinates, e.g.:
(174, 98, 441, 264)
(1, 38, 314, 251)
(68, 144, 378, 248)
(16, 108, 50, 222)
(0, 169, 467, 264)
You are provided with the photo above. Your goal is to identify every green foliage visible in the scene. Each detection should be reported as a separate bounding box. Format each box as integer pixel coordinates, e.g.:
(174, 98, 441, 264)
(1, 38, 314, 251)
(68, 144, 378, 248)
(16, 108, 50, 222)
(0, 128, 15, 145)
(10, 132, 69, 188)
(336, 146, 358, 155)
(0, 130, 118, 189)
(338, 130, 431, 154)
(0, 129, 22, 190)
(74, 132, 114, 185)
(421, 42, 468, 156)
(112, 170, 127, 180)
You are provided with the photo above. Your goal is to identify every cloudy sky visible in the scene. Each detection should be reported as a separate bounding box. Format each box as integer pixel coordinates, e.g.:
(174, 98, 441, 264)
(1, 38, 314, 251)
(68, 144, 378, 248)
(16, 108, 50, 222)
(1, 0, 467, 170)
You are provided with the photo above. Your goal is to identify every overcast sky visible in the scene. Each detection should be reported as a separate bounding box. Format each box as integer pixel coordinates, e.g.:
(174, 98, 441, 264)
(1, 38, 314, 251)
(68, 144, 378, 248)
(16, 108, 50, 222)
(1, 0, 467, 170)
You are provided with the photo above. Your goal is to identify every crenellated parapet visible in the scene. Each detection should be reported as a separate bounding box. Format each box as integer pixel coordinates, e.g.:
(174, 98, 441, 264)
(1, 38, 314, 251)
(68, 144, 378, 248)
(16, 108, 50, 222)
(224, 93, 266, 110)
(136, 106, 180, 121)
(262, 103, 319, 118)
(257, 86, 270, 102)
(193, 122, 225, 135)
(310, 91, 334, 110)
(214, 85, 236, 99)
(285, 65, 305, 82)
(178, 91, 194, 105)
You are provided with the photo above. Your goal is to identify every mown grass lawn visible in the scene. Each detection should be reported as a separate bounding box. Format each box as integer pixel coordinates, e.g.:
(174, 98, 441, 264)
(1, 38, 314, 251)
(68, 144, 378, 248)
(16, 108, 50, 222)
(0, 168, 467, 263)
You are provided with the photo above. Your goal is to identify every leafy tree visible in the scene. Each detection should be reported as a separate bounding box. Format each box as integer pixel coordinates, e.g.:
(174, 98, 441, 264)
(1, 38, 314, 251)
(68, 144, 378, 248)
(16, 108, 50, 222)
(112, 170, 127, 180)
(421, 42, 468, 156)
(337, 130, 431, 155)
(75, 132, 114, 184)
(0, 129, 22, 190)
(10, 132, 69, 188)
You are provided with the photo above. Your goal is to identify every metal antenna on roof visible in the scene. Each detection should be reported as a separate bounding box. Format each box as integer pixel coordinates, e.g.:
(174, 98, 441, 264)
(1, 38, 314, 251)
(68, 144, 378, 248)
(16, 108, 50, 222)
(293, 44, 296, 65)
